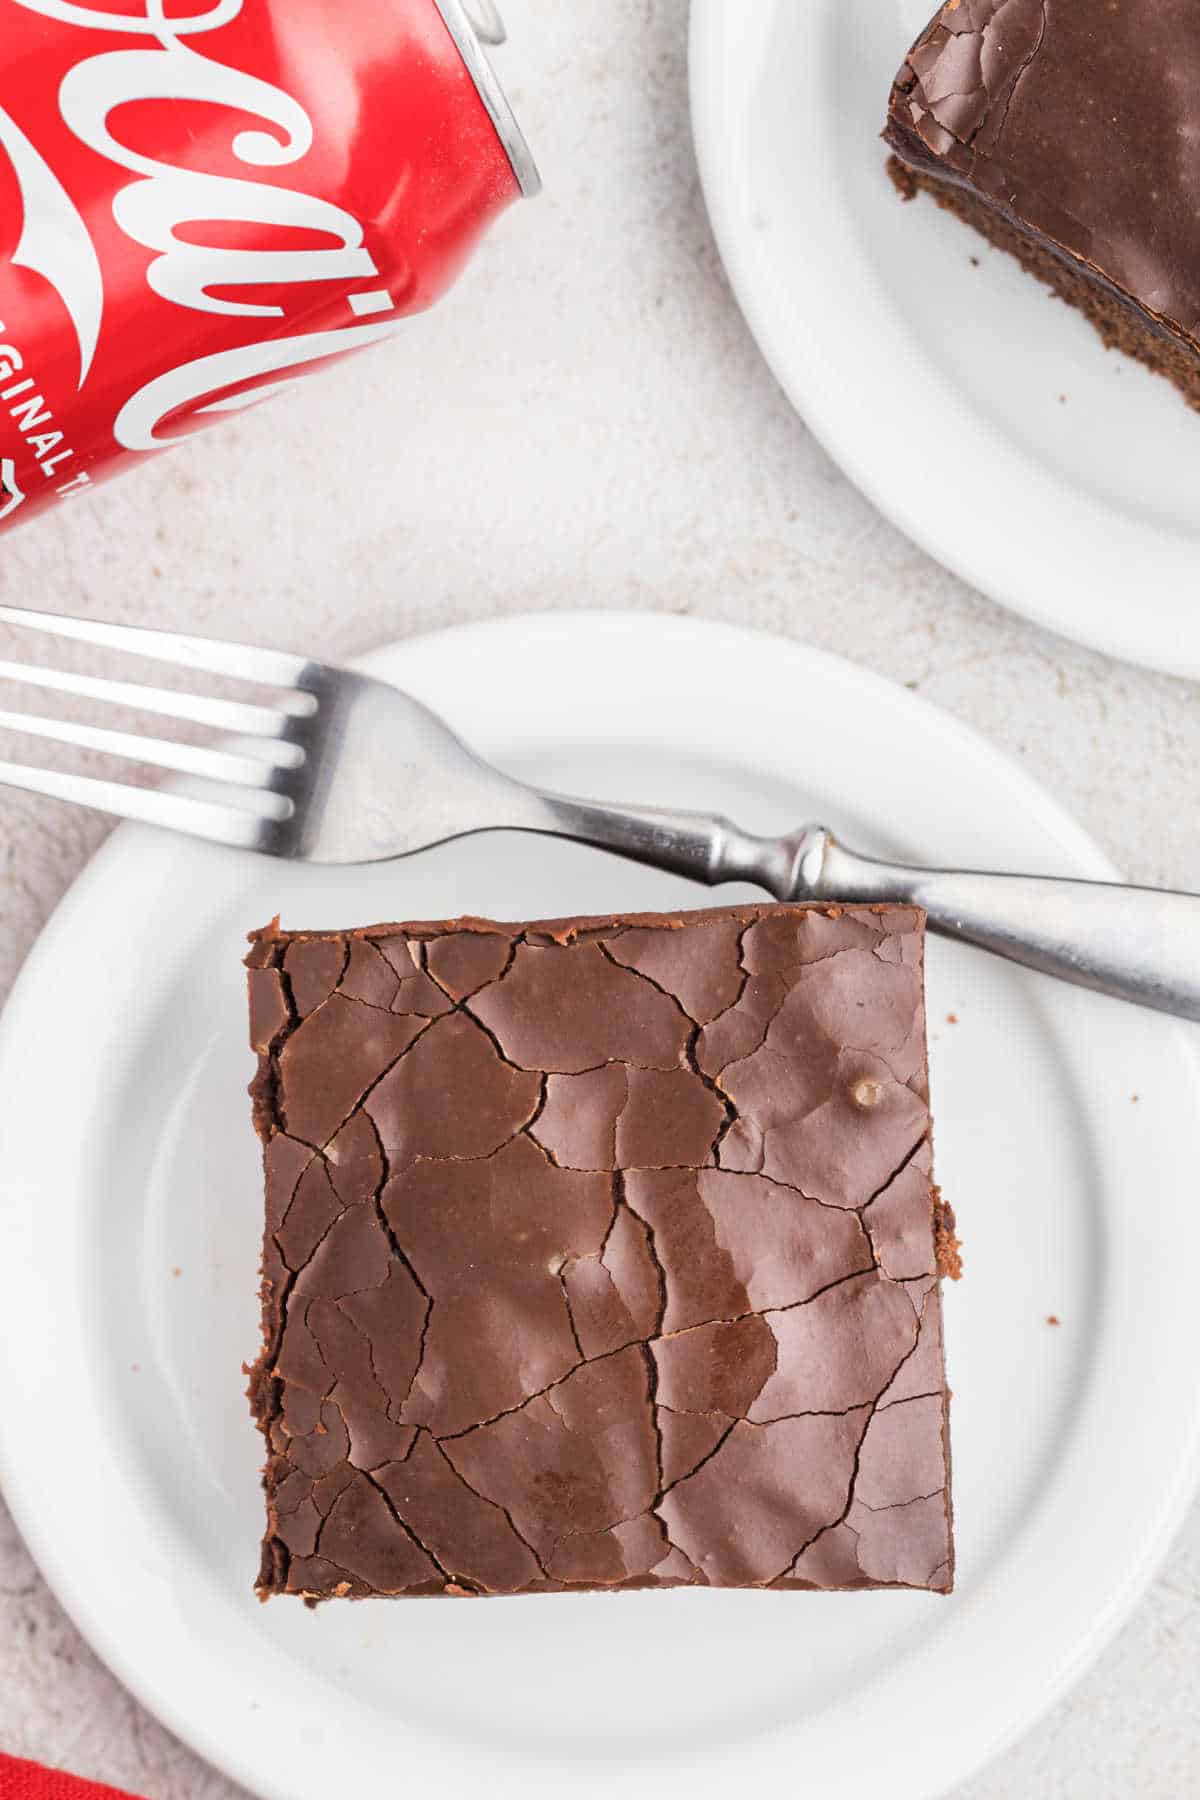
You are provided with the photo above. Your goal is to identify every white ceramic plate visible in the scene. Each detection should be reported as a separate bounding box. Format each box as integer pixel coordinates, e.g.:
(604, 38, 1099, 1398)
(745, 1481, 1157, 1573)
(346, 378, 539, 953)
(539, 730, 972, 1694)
(689, 0, 1200, 678)
(2, 612, 1199, 1800)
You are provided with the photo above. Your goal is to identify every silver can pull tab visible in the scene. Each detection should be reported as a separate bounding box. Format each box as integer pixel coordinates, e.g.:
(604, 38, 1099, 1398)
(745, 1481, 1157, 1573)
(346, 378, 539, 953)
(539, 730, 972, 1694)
(462, 0, 506, 44)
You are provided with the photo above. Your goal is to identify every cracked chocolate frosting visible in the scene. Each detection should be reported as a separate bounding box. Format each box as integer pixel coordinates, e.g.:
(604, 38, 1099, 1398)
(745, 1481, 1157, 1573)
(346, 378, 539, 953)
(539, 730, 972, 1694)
(885, 1, 1200, 364)
(246, 904, 955, 1599)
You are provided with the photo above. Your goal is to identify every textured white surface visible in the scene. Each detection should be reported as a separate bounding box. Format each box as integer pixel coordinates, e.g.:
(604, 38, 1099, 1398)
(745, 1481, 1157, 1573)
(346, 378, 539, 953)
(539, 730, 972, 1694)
(0, 3, 1198, 1796)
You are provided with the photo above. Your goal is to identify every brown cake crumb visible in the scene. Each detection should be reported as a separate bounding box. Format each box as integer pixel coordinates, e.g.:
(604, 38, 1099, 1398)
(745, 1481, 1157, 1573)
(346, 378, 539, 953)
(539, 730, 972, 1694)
(886, 153, 917, 202)
(932, 1187, 962, 1281)
(1046, 1315, 1061, 1327)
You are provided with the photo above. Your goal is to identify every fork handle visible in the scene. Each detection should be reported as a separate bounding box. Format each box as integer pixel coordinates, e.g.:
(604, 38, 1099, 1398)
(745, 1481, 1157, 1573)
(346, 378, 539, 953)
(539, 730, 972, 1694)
(534, 791, 810, 892)
(811, 833, 1200, 1023)
(534, 794, 1200, 1023)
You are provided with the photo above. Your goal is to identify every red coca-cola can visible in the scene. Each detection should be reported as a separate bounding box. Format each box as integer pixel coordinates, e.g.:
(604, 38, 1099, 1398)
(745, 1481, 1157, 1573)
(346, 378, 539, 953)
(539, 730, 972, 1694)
(0, 0, 539, 534)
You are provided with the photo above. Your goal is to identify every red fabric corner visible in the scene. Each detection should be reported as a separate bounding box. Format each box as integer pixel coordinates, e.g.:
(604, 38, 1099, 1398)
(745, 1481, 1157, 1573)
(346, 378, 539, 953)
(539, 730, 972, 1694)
(0, 1754, 145, 1800)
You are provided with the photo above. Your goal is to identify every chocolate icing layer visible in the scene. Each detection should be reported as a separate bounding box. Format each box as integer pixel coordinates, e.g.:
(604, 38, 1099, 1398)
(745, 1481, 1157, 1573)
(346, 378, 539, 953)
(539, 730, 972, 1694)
(246, 905, 954, 1599)
(885, 0, 1200, 354)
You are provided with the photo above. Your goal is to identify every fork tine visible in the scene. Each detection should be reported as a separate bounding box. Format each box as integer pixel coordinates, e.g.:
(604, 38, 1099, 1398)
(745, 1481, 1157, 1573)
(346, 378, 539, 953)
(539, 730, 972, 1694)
(0, 706, 302, 786)
(0, 655, 307, 737)
(0, 757, 288, 849)
(0, 604, 314, 690)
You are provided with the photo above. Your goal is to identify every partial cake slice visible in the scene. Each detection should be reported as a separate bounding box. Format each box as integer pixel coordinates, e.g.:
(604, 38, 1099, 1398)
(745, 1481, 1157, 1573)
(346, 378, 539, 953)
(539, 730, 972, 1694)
(884, 0, 1200, 409)
(246, 904, 958, 1600)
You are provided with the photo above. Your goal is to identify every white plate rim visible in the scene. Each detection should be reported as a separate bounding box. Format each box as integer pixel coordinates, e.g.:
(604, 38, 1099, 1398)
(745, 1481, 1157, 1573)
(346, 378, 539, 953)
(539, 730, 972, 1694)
(1, 609, 1199, 1800)
(687, 0, 1200, 679)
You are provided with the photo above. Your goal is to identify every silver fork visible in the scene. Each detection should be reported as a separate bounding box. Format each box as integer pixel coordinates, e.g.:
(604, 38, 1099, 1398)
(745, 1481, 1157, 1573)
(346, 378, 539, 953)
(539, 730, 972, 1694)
(1, 602, 1198, 1022)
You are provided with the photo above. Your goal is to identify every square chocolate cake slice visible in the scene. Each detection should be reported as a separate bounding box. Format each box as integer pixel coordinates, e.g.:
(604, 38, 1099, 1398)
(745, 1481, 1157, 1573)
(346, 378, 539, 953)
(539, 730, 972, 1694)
(246, 904, 956, 1599)
(885, 1, 1200, 409)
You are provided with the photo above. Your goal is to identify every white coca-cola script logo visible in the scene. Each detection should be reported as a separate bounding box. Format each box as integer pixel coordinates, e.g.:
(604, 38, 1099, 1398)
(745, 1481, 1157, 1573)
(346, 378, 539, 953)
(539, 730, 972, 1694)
(5, 0, 405, 448)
